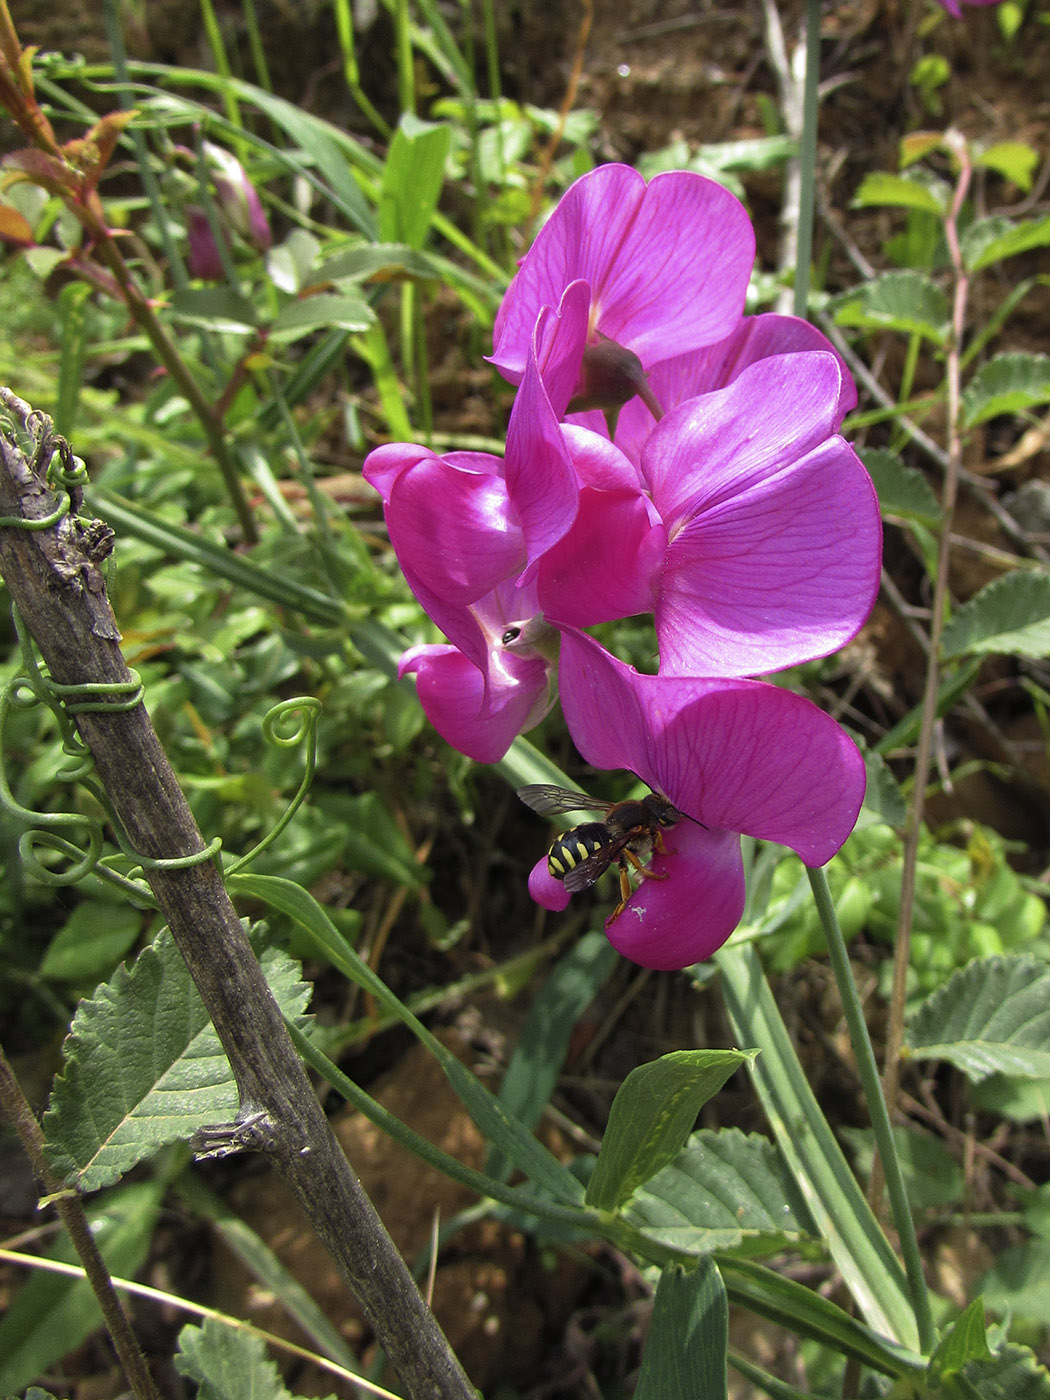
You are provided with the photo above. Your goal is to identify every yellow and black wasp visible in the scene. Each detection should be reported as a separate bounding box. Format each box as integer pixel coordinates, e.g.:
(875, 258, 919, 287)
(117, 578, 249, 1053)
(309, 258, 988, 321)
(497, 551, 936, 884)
(517, 783, 682, 912)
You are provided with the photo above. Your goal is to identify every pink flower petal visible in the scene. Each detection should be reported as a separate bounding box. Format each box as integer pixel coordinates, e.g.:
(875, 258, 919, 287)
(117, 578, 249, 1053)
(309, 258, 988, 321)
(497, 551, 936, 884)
(528, 855, 573, 911)
(605, 824, 745, 970)
(558, 631, 866, 865)
(400, 644, 550, 763)
(491, 165, 754, 383)
(656, 434, 881, 675)
(537, 486, 665, 627)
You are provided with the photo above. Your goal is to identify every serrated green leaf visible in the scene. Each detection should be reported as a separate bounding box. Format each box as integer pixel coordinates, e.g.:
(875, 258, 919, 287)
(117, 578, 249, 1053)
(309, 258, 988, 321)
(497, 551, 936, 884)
(961, 1342, 1050, 1400)
(170, 287, 258, 332)
(907, 955, 1050, 1081)
(860, 447, 941, 525)
(585, 1049, 755, 1211)
(941, 570, 1050, 660)
(44, 931, 311, 1191)
(851, 170, 948, 215)
(634, 1261, 728, 1400)
(858, 748, 908, 829)
(0, 1181, 163, 1393)
(962, 215, 1050, 272)
(175, 1318, 297, 1400)
(39, 898, 143, 982)
(831, 271, 950, 345)
(270, 292, 374, 340)
(623, 1128, 813, 1256)
(963, 352, 1050, 428)
(928, 1297, 993, 1383)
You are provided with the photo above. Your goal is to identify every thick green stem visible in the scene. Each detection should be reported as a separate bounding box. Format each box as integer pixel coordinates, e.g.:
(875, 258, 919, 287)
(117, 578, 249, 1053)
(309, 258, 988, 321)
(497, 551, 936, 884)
(807, 865, 935, 1353)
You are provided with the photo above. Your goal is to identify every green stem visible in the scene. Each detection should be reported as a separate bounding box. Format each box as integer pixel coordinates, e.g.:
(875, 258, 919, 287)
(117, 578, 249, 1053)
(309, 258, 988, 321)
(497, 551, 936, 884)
(807, 865, 935, 1353)
(793, 0, 822, 318)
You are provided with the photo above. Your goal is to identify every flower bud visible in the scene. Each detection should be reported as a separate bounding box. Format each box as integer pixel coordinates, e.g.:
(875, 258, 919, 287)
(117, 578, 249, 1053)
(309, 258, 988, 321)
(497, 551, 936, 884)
(203, 141, 272, 253)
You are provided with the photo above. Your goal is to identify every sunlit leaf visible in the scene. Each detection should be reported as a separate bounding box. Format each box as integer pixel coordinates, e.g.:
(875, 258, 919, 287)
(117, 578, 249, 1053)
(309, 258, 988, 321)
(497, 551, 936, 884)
(962, 352, 1050, 427)
(44, 931, 311, 1191)
(270, 292, 375, 340)
(175, 1319, 307, 1400)
(851, 170, 948, 214)
(928, 1298, 994, 1383)
(941, 570, 1050, 660)
(907, 955, 1050, 1081)
(831, 271, 950, 344)
(585, 1049, 755, 1211)
(963, 215, 1050, 272)
(379, 115, 451, 250)
(974, 141, 1040, 192)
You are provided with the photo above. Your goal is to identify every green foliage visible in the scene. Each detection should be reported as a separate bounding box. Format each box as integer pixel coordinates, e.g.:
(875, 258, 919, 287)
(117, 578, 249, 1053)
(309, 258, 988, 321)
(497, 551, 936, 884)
(942, 570, 1050, 659)
(175, 1318, 334, 1400)
(906, 955, 1050, 1081)
(633, 1261, 728, 1400)
(44, 930, 311, 1191)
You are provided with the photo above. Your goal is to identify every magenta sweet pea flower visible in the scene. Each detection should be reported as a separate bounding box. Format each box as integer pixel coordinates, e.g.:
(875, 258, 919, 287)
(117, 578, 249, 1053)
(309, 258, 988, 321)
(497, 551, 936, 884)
(491, 164, 755, 414)
(363, 289, 590, 761)
(532, 349, 881, 677)
(528, 631, 866, 970)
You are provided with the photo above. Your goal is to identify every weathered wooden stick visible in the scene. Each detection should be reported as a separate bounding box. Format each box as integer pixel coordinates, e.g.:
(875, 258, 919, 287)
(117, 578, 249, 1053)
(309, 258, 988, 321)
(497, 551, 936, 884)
(0, 390, 476, 1400)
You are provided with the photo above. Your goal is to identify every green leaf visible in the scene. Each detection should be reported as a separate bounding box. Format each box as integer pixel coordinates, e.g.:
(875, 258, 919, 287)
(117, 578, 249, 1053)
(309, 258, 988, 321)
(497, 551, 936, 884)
(907, 955, 1050, 1081)
(170, 286, 258, 333)
(175, 1318, 301, 1400)
(44, 930, 311, 1191)
(963, 352, 1050, 428)
(317, 242, 443, 285)
(962, 214, 1050, 272)
(624, 1128, 814, 1256)
(0, 1181, 163, 1393)
(928, 1298, 993, 1383)
(634, 1261, 728, 1400)
(961, 1343, 1050, 1400)
(974, 141, 1040, 192)
(717, 943, 919, 1348)
(979, 1240, 1050, 1326)
(39, 898, 142, 982)
(379, 115, 451, 249)
(585, 1049, 755, 1211)
(941, 570, 1050, 660)
(860, 447, 941, 526)
(831, 271, 950, 345)
(842, 1124, 964, 1212)
(851, 170, 949, 215)
(269, 292, 375, 341)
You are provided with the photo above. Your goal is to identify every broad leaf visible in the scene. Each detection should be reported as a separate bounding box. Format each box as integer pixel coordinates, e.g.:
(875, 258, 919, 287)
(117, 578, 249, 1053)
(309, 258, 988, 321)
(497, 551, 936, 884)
(634, 1261, 728, 1400)
(961, 1343, 1050, 1400)
(942, 570, 1050, 660)
(963, 352, 1050, 428)
(907, 955, 1050, 1081)
(170, 287, 258, 333)
(586, 1050, 755, 1211)
(842, 1124, 964, 1212)
(831, 271, 950, 345)
(379, 115, 451, 250)
(39, 898, 142, 982)
(860, 447, 940, 526)
(270, 292, 374, 340)
(851, 170, 948, 215)
(974, 141, 1040, 192)
(175, 1318, 319, 1400)
(979, 1241, 1050, 1327)
(0, 1181, 163, 1393)
(624, 1127, 814, 1256)
(44, 930, 311, 1191)
(963, 214, 1050, 272)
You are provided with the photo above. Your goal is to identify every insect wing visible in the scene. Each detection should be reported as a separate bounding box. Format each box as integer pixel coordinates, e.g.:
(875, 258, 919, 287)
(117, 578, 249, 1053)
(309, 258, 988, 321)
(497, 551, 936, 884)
(561, 832, 635, 893)
(516, 784, 610, 817)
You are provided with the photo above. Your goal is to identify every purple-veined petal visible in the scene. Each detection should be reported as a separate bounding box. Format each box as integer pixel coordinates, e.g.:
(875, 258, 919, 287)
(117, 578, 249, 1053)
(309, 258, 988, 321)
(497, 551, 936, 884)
(533, 280, 591, 419)
(643, 352, 849, 527)
(558, 630, 866, 866)
(491, 165, 754, 382)
(399, 643, 551, 763)
(605, 824, 745, 970)
(529, 855, 572, 911)
(537, 487, 665, 627)
(656, 434, 882, 675)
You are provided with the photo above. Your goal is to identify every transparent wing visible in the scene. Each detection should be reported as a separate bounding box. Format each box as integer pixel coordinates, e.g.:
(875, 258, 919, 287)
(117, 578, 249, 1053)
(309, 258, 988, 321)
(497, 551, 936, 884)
(561, 835, 633, 893)
(516, 784, 610, 817)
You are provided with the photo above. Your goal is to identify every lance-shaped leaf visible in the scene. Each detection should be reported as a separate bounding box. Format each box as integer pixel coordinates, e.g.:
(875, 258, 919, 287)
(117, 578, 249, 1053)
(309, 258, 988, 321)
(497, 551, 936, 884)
(634, 1260, 728, 1400)
(44, 929, 311, 1191)
(585, 1049, 755, 1211)
(907, 955, 1050, 1082)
